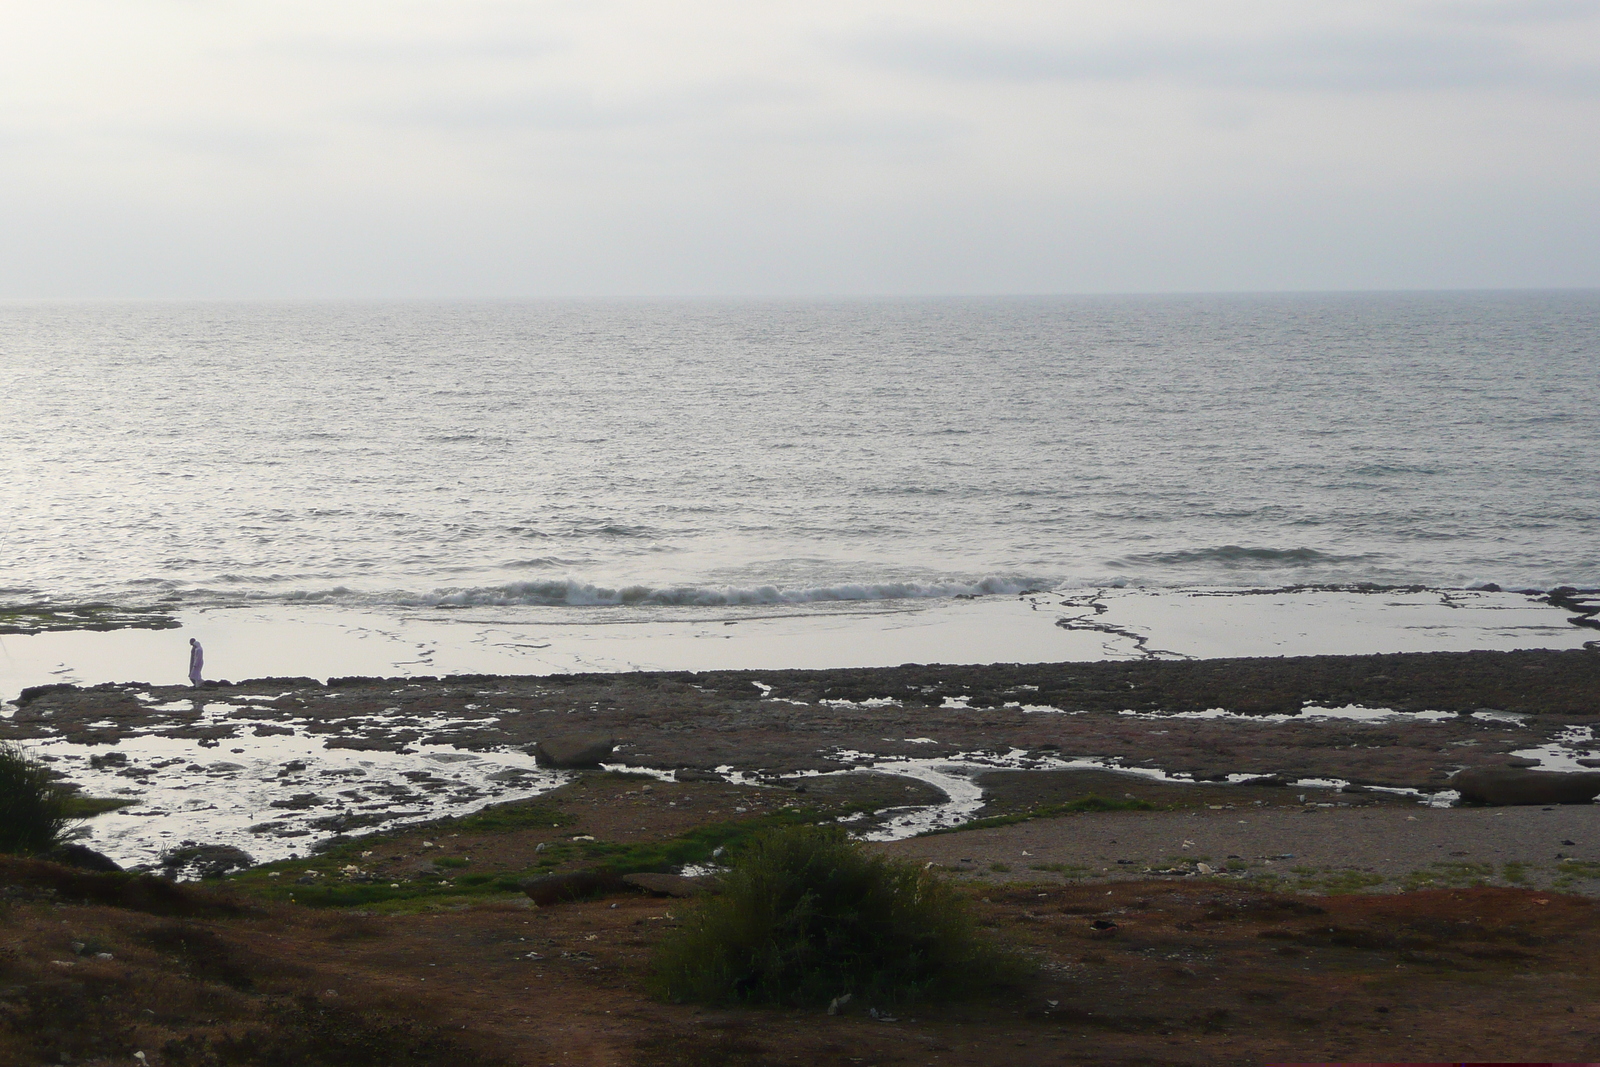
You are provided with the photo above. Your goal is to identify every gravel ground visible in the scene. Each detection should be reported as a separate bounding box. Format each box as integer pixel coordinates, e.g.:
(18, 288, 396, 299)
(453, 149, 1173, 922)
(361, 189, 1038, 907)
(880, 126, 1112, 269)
(879, 803, 1600, 894)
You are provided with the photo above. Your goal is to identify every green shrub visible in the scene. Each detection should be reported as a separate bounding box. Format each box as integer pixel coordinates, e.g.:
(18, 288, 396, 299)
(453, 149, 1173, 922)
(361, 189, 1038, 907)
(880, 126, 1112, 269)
(0, 742, 77, 854)
(649, 825, 1028, 1007)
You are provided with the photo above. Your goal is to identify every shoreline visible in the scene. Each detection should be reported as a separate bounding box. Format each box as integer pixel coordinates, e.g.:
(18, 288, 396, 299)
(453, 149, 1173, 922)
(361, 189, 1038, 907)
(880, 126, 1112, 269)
(3, 584, 1595, 700)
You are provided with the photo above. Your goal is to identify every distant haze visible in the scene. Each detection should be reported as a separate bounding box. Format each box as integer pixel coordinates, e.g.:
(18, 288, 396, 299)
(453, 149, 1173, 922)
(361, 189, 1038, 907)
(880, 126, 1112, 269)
(3, 1, 1598, 298)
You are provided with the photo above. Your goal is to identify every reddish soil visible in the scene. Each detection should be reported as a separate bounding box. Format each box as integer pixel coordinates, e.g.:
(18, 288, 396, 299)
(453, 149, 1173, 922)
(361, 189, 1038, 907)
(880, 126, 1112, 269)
(4, 860, 1600, 1066)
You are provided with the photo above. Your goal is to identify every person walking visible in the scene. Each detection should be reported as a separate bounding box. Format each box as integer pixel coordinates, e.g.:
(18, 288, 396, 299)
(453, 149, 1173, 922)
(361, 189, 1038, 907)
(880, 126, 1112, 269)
(188, 638, 205, 687)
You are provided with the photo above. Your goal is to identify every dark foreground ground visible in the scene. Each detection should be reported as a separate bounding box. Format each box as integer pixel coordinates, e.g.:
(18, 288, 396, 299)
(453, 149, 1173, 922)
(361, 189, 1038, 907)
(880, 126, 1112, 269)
(3, 649, 1600, 1065)
(4, 850, 1599, 1066)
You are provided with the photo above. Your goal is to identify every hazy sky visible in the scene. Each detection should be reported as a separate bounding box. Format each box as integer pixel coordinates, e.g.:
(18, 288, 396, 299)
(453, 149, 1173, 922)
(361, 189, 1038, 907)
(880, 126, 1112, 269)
(4, 1, 1598, 297)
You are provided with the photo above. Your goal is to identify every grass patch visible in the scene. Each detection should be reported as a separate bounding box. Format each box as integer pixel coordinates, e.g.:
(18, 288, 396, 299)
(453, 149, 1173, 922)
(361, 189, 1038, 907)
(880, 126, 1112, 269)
(61, 795, 136, 818)
(1398, 862, 1495, 892)
(1551, 859, 1600, 891)
(650, 825, 1030, 1007)
(919, 794, 1158, 837)
(308, 800, 576, 862)
(1289, 869, 1387, 894)
(1027, 862, 1092, 877)
(1502, 861, 1532, 884)
(0, 742, 78, 854)
(229, 803, 852, 910)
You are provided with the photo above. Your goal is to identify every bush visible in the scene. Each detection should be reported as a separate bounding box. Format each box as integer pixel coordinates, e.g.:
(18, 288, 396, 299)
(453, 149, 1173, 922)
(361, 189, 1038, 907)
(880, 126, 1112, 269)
(0, 742, 77, 854)
(649, 825, 1028, 1007)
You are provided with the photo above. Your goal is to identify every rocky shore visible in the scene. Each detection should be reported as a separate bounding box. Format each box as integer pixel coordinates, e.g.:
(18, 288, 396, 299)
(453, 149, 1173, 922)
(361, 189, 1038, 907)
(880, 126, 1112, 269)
(5, 648, 1598, 871)
(12, 647, 1598, 778)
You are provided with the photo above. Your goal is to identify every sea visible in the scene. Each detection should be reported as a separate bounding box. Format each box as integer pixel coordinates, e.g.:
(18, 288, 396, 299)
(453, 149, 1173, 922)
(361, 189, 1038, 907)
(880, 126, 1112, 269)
(2, 291, 1598, 685)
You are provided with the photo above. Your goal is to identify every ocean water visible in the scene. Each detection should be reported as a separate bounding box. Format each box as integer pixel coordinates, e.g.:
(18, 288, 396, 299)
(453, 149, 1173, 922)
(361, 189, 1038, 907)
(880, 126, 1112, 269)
(2, 291, 1597, 620)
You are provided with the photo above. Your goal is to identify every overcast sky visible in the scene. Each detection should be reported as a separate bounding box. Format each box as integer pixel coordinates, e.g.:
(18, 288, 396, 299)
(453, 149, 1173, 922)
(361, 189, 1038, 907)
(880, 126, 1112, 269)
(3, 1, 1598, 298)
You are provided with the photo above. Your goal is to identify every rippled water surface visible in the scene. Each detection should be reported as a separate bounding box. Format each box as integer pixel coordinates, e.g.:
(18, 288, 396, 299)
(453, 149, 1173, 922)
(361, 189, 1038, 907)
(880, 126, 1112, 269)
(3, 292, 1597, 612)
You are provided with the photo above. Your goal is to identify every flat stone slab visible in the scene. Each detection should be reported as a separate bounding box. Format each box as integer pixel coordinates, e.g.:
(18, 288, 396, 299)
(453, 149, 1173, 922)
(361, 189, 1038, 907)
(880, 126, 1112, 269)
(533, 735, 614, 768)
(1450, 767, 1600, 806)
(622, 872, 715, 897)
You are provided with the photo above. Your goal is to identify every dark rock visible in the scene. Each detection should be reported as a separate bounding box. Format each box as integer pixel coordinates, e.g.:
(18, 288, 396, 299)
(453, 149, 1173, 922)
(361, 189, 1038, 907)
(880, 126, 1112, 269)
(16, 683, 75, 706)
(268, 793, 323, 810)
(306, 813, 384, 833)
(675, 768, 723, 783)
(533, 735, 615, 768)
(1576, 758, 1600, 769)
(324, 736, 411, 753)
(88, 751, 130, 769)
(160, 844, 255, 880)
(1340, 783, 1370, 794)
(622, 872, 715, 897)
(1238, 775, 1291, 788)
(1503, 757, 1542, 768)
(792, 771, 949, 808)
(42, 844, 123, 872)
(1451, 767, 1600, 806)
(522, 870, 627, 905)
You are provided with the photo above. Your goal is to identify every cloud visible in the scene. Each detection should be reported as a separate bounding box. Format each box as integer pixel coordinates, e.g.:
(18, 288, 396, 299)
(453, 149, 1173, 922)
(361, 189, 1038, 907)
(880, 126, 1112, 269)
(846, 23, 1600, 95)
(1428, 0, 1600, 25)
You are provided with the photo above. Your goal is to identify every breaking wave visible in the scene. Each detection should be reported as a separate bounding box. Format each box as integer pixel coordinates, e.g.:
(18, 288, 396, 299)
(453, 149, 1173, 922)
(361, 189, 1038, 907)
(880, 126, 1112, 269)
(1120, 546, 1381, 568)
(407, 575, 1050, 608)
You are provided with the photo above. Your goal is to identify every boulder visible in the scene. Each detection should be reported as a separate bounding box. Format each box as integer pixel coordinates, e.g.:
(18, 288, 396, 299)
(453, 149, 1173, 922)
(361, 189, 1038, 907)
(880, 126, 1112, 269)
(43, 843, 123, 872)
(160, 844, 256, 880)
(622, 872, 715, 897)
(522, 870, 627, 905)
(1451, 767, 1600, 806)
(532, 735, 614, 768)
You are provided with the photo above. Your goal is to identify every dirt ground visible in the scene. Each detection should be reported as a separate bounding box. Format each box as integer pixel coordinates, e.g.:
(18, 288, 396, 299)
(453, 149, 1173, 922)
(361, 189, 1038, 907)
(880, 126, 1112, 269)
(4, 859, 1600, 1066)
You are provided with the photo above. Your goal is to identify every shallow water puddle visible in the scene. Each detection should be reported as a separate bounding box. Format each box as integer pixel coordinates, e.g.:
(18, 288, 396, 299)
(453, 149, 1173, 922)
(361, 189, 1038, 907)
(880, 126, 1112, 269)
(35, 693, 571, 870)
(1511, 725, 1597, 772)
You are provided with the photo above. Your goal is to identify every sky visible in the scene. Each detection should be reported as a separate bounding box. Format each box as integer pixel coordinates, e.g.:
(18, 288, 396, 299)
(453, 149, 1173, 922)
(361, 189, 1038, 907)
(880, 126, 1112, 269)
(2, 0, 1598, 298)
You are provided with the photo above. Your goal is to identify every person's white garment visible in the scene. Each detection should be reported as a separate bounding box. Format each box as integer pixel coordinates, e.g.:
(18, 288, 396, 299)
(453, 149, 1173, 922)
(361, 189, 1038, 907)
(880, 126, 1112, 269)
(188, 639, 204, 686)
